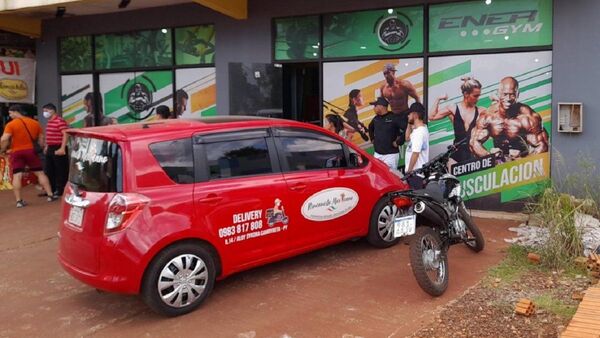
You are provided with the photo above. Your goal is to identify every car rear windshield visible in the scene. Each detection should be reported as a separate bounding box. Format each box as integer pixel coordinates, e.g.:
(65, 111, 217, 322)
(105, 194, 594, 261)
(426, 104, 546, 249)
(68, 136, 122, 192)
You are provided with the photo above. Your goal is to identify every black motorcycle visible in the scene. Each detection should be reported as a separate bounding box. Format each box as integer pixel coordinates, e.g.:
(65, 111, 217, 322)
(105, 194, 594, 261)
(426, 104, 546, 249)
(388, 140, 485, 296)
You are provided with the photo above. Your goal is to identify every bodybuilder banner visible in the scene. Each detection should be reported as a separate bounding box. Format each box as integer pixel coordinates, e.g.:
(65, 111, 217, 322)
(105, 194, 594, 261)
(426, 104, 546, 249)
(0, 56, 35, 104)
(322, 58, 423, 163)
(428, 50, 552, 203)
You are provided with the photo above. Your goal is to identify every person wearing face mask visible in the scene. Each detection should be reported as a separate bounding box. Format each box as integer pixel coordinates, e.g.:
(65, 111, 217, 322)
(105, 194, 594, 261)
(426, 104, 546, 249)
(42, 103, 69, 197)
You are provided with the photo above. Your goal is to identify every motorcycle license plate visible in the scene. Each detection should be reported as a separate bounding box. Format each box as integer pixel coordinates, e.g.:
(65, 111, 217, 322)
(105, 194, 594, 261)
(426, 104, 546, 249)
(68, 206, 84, 227)
(394, 214, 416, 238)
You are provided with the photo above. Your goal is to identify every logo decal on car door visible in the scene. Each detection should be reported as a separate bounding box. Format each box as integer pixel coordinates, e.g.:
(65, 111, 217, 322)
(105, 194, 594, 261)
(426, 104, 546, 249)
(301, 188, 359, 221)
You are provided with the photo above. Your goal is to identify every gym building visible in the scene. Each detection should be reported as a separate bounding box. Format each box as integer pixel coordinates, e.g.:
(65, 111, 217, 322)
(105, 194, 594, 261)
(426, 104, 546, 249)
(0, 0, 596, 210)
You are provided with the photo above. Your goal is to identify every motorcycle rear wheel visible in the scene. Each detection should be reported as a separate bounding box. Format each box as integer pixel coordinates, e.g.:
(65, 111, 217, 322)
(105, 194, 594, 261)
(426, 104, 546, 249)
(409, 226, 449, 297)
(459, 206, 485, 253)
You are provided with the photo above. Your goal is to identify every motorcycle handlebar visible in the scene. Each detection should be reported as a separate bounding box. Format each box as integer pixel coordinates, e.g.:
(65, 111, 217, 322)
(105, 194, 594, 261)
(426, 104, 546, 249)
(404, 137, 468, 178)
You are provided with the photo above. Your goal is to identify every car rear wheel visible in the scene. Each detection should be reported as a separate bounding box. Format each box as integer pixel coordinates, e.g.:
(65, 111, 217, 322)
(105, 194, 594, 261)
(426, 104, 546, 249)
(142, 243, 216, 316)
(367, 198, 402, 248)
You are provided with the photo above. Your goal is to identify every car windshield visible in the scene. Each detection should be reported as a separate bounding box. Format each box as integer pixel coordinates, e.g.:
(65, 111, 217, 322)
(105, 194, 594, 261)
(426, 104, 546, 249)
(68, 136, 122, 192)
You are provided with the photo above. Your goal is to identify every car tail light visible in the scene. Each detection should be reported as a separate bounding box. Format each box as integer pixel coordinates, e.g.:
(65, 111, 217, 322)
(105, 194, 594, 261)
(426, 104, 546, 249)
(393, 196, 412, 208)
(106, 193, 150, 233)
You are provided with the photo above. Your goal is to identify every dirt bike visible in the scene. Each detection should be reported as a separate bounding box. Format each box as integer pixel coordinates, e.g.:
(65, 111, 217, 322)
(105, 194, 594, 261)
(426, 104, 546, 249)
(387, 139, 485, 296)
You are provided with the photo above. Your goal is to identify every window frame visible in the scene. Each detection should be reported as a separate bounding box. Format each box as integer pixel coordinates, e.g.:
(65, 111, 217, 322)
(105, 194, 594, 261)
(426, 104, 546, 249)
(193, 129, 281, 182)
(272, 127, 351, 173)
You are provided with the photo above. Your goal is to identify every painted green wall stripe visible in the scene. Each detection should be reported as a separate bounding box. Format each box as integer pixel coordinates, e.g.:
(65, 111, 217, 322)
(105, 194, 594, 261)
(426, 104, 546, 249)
(201, 106, 217, 117)
(428, 60, 471, 87)
(523, 94, 552, 108)
(500, 179, 550, 202)
(519, 78, 552, 93)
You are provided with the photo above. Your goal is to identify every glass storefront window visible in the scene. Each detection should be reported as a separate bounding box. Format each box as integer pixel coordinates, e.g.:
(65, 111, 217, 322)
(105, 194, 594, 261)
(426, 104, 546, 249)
(175, 25, 216, 65)
(60, 36, 92, 72)
(95, 29, 173, 70)
(274, 16, 320, 61)
(323, 6, 424, 58)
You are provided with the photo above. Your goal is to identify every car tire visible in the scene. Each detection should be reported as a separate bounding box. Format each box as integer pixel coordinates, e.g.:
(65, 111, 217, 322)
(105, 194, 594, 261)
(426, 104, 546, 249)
(142, 242, 216, 317)
(367, 198, 402, 248)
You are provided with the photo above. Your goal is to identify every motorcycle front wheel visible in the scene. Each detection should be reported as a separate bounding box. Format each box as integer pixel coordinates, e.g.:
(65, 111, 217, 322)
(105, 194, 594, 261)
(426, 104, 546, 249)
(409, 226, 449, 297)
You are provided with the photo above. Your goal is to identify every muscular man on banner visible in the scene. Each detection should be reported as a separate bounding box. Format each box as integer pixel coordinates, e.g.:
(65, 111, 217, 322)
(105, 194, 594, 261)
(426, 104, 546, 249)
(379, 63, 420, 116)
(470, 76, 549, 161)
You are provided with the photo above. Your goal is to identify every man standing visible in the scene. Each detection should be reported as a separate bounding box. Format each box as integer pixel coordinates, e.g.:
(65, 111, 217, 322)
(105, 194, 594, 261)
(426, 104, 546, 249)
(470, 76, 549, 161)
(42, 103, 69, 196)
(380, 63, 420, 115)
(367, 97, 406, 171)
(0, 105, 57, 207)
(405, 102, 429, 188)
(405, 103, 429, 172)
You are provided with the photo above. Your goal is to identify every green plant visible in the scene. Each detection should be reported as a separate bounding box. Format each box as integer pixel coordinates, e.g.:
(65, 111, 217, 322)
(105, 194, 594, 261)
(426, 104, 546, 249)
(532, 293, 577, 319)
(527, 186, 584, 270)
(487, 245, 536, 284)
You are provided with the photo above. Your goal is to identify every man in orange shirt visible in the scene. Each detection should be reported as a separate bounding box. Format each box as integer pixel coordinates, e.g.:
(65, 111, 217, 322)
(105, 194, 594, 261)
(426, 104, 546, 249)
(0, 105, 56, 208)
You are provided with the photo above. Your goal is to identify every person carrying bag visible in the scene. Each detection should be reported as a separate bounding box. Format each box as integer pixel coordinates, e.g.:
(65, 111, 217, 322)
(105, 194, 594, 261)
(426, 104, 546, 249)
(0, 105, 57, 208)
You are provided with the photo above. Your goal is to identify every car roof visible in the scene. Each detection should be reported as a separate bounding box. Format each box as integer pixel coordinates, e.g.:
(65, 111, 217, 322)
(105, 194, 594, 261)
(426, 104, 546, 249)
(67, 116, 328, 142)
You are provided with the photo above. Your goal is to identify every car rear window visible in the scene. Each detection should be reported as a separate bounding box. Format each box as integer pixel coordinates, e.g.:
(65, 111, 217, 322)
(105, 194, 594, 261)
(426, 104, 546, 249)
(149, 138, 194, 184)
(68, 136, 122, 192)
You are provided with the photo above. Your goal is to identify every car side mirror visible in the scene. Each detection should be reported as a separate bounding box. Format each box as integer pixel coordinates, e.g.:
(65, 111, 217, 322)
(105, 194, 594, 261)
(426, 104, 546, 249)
(349, 153, 361, 167)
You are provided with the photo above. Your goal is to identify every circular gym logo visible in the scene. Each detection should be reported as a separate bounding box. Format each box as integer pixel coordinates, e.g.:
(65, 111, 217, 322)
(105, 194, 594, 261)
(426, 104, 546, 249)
(119, 76, 157, 121)
(127, 83, 152, 113)
(374, 12, 413, 52)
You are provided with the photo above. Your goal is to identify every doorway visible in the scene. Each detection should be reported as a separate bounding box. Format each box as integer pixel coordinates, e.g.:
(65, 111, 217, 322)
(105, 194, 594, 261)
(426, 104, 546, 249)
(282, 62, 320, 125)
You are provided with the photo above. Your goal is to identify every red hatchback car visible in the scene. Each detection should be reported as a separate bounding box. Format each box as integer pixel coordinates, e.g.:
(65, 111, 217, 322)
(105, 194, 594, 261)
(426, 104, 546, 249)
(58, 117, 408, 316)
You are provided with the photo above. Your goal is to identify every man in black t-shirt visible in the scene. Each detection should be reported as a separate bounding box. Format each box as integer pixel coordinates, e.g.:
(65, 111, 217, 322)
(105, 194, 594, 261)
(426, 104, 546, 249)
(367, 97, 406, 172)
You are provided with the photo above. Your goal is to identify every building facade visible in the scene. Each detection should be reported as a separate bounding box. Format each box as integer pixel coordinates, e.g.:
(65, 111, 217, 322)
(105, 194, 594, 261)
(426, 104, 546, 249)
(2, 0, 597, 210)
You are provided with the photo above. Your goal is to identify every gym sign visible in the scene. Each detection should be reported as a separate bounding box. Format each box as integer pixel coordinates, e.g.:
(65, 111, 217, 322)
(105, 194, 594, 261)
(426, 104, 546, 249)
(429, 0, 552, 52)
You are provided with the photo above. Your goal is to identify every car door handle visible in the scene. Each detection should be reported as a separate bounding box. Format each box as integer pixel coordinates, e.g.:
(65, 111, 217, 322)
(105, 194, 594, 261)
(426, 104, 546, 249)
(290, 183, 307, 191)
(198, 195, 223, 204)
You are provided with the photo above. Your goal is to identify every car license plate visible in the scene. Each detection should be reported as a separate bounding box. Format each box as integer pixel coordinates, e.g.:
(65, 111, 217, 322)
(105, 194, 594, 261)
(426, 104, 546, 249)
(68, 206, 84, 227)
(394, 214, 416, 238)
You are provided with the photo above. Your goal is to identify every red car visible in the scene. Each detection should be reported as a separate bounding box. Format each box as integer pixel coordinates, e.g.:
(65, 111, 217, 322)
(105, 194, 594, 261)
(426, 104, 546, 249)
(58, 117, 408, 316)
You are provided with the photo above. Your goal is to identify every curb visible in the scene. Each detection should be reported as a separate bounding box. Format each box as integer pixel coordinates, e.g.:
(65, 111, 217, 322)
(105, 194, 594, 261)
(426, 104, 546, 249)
(470, 210, 529, 222)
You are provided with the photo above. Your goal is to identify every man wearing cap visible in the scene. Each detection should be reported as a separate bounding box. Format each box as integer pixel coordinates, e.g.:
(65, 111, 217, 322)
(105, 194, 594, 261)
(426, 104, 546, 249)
(405, 102, 430, 188)
(367, 97, 406, 172)
(380, 63, 420, 116)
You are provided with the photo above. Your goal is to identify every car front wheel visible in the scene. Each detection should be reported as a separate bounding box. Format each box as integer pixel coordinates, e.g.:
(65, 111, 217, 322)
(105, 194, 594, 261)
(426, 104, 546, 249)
(142, 243, 216, 316)
(367, 198, 403, 248)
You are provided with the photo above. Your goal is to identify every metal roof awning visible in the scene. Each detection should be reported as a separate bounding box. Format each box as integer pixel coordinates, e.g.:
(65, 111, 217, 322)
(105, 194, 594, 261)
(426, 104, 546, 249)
(0, 0, 247, 38)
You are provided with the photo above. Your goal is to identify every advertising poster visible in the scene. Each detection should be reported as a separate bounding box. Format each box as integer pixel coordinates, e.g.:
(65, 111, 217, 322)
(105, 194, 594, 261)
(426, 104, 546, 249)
(61, 74, 94, 127)
(175, 25, 215, 65)
(0, 56, 35, 104)
(100, 71, 173, 124)
(175, 67, 216, 117)
(274, 16, 320, 60)
(323, 58, 424, 155)
(428, 51, 552, 204)
(429, 0, 552, 52)
(95, 30, 172, 70)
(323, 6, 423, 58)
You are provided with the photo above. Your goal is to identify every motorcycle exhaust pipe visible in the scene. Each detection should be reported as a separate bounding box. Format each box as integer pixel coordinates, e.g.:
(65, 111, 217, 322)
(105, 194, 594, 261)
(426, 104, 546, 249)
(413, 201, 447, 226)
